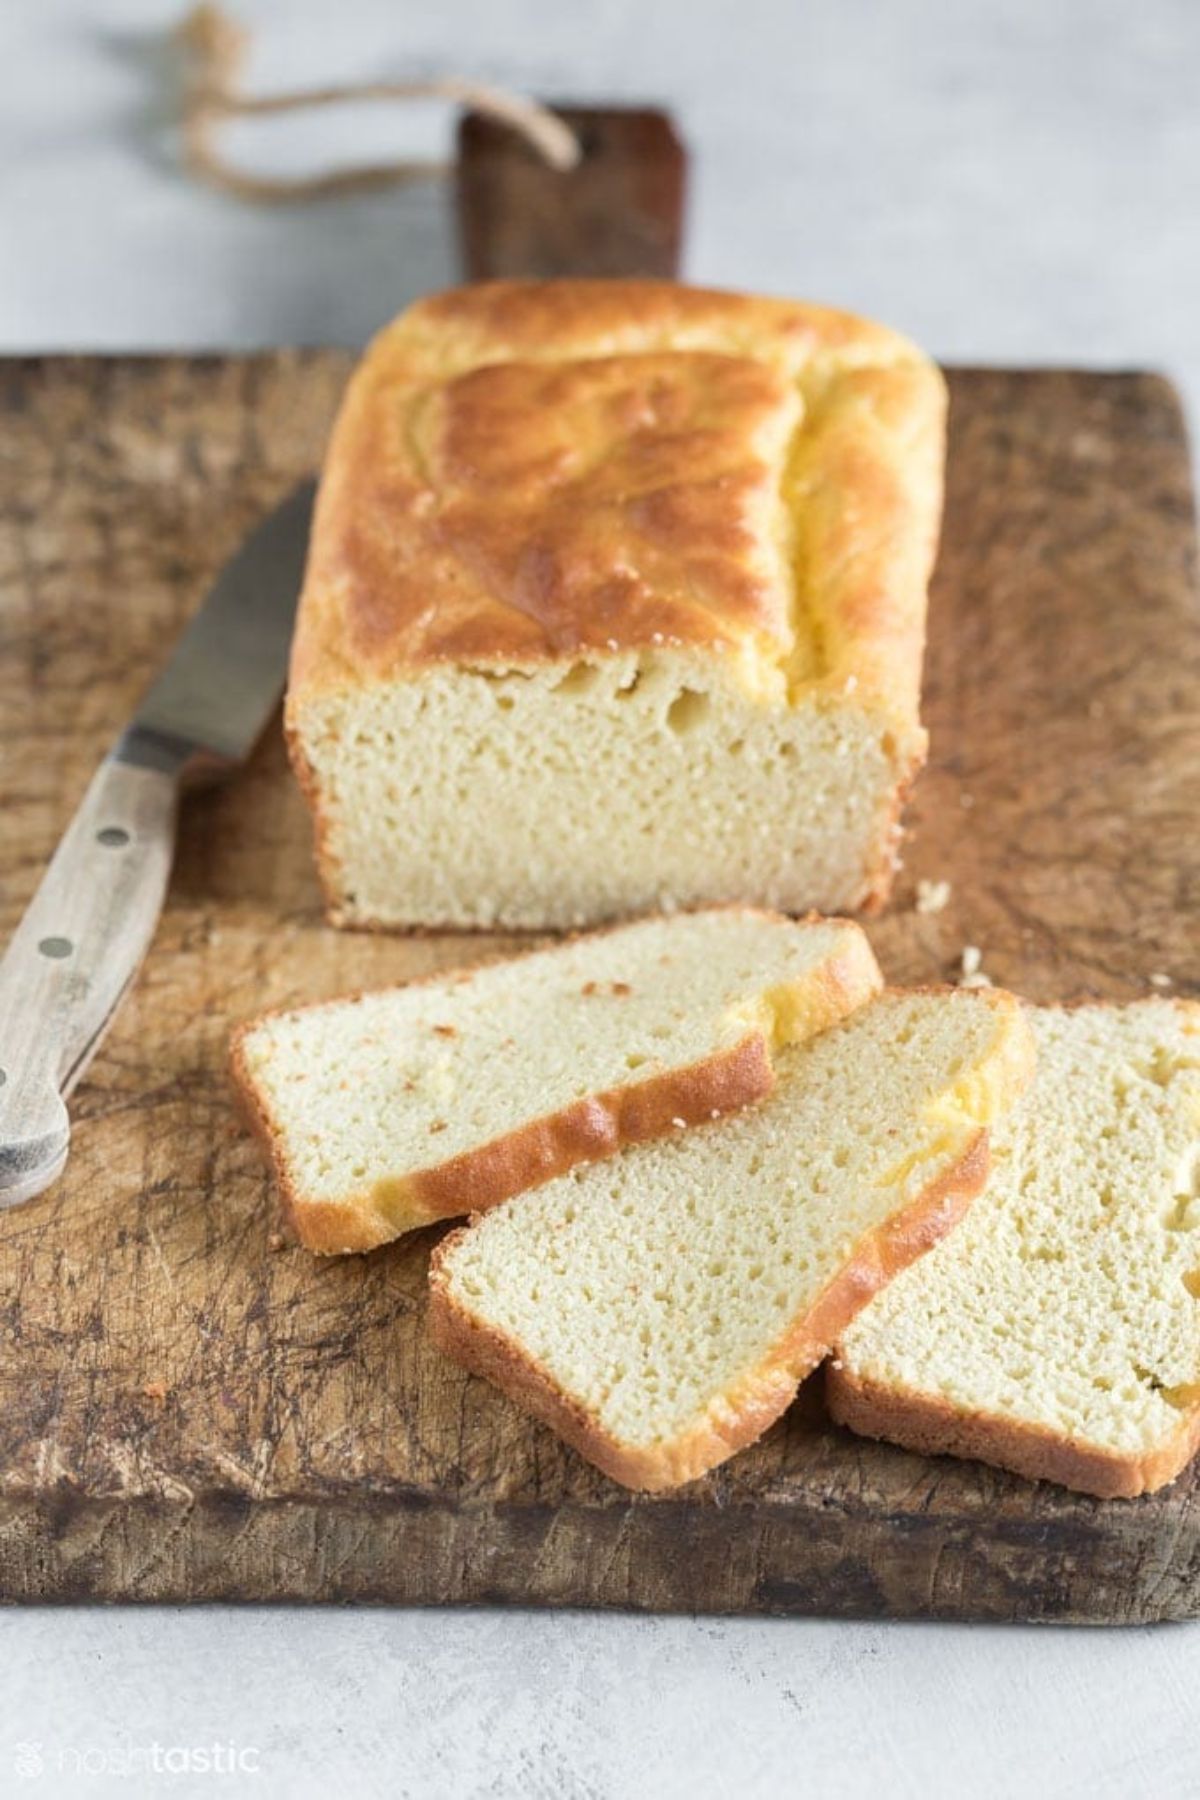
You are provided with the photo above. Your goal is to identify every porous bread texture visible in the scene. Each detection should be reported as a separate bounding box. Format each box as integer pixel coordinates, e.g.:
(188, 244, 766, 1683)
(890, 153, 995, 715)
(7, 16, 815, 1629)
(294, 658, 908, 930)
(232, 909, 882, 1255)
(831, 1002, 1200, 1499)
(429, 988, 1035, 1492)
(287, 280, 946, 930)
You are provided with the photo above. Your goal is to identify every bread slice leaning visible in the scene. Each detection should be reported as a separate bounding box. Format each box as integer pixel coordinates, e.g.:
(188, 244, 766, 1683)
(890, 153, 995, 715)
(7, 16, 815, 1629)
(231, 909, 882, 1254)
(830, 1001, 1200, 1499)
(429, 988, 1035, 1491)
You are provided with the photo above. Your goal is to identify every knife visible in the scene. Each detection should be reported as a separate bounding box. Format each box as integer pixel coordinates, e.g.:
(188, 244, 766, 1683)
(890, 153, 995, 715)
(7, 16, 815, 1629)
(0, 480, 315, 1209)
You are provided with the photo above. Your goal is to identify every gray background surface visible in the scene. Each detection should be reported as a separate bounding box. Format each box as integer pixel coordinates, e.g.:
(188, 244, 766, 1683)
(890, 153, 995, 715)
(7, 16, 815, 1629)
(2, 1, 1198, 1794)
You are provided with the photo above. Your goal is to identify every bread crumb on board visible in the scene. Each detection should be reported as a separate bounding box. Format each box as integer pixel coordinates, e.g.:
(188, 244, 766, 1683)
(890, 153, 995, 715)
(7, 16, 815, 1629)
(1149, 972, 1173, 990)
(958, 945, 992, 989)
(142, 1380, 168, 1404)
(915, 878, 952, 915)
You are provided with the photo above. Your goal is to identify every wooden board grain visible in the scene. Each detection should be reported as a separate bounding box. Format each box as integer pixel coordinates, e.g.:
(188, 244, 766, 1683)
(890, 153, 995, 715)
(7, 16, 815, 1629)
(0, 354, 1197, 1619)
(456, 107, 686, 279)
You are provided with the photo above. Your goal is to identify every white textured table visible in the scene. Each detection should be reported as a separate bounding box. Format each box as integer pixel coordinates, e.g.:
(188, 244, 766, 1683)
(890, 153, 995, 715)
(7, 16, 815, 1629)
(3, 1, 1199, 1795)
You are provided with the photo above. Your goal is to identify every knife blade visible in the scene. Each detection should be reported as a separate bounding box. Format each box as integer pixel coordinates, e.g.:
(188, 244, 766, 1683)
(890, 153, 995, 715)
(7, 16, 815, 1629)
(0, 479, 315, 1209)
(126, 478, 315, 769)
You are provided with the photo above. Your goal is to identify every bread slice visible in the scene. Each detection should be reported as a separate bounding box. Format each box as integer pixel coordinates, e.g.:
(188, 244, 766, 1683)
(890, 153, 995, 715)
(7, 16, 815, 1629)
(232, 909, 882, 1254)
(287, 280, 946, 930)
(830, 1002, 1200, 1499)
(429, 988, 1035, 1491)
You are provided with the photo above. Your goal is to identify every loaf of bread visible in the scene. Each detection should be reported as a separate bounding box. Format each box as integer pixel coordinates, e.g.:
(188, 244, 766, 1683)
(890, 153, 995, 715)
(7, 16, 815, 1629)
(830, 1002, 1200, 1498)
(429, 989, 1035, 1491)
(231, 908, 881, 1254)
(287, 280, 946, 931)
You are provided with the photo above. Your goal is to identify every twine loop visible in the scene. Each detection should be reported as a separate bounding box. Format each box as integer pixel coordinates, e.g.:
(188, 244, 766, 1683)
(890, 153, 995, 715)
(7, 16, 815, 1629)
(178, 5, 581, 202)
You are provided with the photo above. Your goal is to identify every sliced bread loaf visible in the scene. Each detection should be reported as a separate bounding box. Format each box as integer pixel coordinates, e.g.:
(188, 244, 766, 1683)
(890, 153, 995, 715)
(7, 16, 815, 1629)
(232, 909, 882, 1254)
(287, 282, 946, 931)
(830, 1002, 1200, 1499)
(429, 988, 1035, 1491)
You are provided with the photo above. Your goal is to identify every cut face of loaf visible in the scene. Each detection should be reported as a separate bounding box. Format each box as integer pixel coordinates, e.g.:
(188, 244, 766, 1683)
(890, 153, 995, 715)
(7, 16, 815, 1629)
(830, 1003, 1200, 1499)
(287, 280, 946, 929)
(293, 655, 918, 931)
(231, 909, 882, 1254)
(429, 989, 1036, 1492)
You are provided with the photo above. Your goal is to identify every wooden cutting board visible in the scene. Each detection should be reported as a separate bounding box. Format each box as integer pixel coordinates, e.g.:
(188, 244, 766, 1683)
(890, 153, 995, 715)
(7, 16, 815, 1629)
(0, 354, 1197, 1620)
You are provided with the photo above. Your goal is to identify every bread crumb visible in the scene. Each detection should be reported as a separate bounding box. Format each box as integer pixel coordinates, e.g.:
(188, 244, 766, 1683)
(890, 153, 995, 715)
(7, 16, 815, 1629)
(267, 1231, 286, 1253)
(915, 879, 952, 915)
(671, 1117, 687, 1128)
(142, 1380, 168, 1404)
(959, 945, 992, 988)
(581, 981, 598, 995)
(433, 1024, 456, 1038)
(1150, 972, 1173, 990)
(429, 1120, 448, 1134)
(611, 982, 631, 996)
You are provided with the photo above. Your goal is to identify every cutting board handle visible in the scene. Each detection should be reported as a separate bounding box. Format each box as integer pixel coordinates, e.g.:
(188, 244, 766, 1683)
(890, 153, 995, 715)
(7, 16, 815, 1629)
(0, 749, 180, 1207)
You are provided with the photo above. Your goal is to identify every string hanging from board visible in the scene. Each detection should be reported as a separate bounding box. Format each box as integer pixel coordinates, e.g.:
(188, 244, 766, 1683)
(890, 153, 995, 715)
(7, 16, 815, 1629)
(176, 3, 580, 203)
(174, 5, 687, 279)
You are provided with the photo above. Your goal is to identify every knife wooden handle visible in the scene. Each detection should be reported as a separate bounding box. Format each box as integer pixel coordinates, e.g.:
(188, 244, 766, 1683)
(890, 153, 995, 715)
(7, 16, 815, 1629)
(0, 749, 180, 1207)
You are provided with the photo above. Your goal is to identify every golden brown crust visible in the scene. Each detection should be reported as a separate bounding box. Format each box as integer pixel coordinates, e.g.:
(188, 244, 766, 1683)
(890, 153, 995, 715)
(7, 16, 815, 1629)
(853, 747, 926, 913)
(228, 908, 884, 1255)
(825, 1364, 1200, 1501)
(428, 1130, 994, 1493)
(282, 709, 349, 923)
(287, 279, 946, 737)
